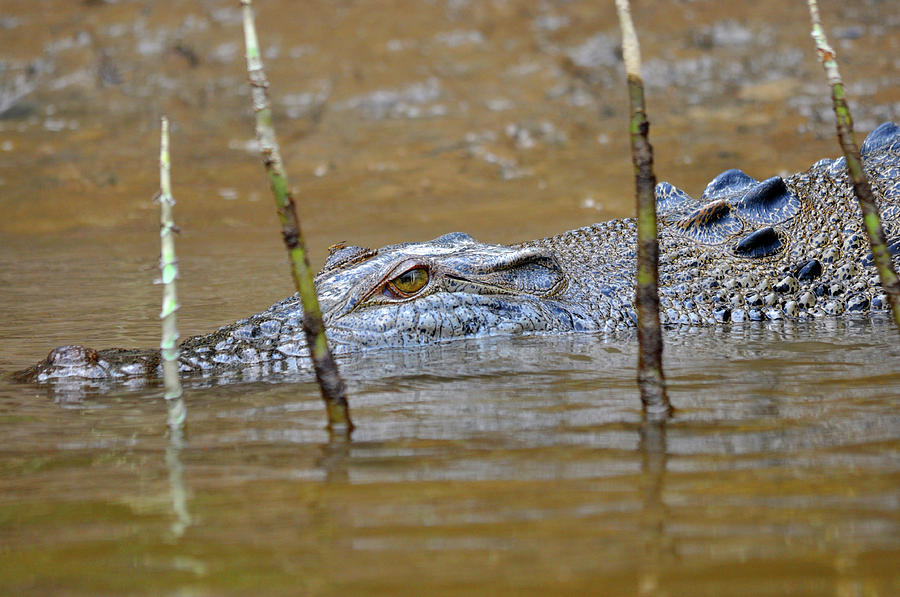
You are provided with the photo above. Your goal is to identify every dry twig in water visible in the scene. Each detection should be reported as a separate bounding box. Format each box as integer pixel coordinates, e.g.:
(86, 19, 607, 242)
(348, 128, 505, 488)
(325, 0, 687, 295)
(614, 0, 672, 418)
(240, 0, 353, 433)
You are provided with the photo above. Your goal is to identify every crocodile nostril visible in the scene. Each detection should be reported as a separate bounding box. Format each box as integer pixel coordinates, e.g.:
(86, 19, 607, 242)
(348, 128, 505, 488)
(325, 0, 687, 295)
(48, 345, 100, 367)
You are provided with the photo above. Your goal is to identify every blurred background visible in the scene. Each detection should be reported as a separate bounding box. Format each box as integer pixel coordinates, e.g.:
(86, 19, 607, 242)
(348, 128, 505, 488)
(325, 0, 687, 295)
(2, 0, 898, 242)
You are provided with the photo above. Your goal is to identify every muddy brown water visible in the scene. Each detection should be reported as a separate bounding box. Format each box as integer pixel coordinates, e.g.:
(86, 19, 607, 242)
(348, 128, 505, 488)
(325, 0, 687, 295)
(1, 1, 899, 594)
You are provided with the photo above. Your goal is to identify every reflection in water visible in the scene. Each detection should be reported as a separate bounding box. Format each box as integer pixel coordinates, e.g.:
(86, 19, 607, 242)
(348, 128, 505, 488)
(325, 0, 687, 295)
(638, 420, 669, 597)
(165, 396, 191, 539)
(318, 434, 351, 484)
(834, 549, 863, 597)
(0, 318, 898, 594)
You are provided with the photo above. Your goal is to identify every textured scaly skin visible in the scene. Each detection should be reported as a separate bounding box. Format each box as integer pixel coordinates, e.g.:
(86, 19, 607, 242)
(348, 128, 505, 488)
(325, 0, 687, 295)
(14, 123, 900, 384)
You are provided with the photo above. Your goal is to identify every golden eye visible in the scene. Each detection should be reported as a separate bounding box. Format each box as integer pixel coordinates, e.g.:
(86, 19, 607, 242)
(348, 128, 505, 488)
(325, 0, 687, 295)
(386, 266, 429, 297)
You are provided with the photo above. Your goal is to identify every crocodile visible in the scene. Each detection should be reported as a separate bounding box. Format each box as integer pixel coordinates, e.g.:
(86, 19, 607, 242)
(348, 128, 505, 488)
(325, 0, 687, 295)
(13, 122, 900, 385)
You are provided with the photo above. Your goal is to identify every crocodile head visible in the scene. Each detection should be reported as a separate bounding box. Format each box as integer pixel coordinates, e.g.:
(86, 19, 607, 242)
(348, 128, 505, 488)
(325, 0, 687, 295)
(12, 229, 612, 385)
(315, 231, 600, 352)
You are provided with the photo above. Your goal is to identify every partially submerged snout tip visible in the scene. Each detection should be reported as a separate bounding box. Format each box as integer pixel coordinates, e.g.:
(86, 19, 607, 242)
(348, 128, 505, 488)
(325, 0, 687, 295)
(11, 344, 100, 383)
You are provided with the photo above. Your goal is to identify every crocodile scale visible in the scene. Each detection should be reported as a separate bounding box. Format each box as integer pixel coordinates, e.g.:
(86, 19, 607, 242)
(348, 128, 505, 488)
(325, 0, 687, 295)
(14, 123, 900, 383)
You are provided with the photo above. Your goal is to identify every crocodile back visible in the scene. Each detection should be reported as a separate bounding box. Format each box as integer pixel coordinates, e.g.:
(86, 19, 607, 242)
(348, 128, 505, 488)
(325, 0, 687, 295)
(531, 123, 900, 324)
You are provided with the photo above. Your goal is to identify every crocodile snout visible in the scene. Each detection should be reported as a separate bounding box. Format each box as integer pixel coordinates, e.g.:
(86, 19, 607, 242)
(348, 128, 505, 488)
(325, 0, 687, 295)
(48, 345, 100, 367)
(12, 344, 105, 382)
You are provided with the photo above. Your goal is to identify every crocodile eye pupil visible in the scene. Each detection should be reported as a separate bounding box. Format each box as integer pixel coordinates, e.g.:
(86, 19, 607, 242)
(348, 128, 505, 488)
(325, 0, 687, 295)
(389, 267, 429, 296)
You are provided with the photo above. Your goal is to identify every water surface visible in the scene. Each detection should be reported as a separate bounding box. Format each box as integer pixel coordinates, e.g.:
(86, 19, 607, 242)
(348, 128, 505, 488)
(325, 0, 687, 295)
(1, 0, 899, 594)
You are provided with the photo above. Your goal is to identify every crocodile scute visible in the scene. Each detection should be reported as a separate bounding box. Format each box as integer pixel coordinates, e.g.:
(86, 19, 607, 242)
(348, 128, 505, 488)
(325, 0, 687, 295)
(14, 123, 900, 383)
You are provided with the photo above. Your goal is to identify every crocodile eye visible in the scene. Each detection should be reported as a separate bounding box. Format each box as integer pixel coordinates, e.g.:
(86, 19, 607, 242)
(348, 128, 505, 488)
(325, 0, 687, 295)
(386, 266, 429, 298)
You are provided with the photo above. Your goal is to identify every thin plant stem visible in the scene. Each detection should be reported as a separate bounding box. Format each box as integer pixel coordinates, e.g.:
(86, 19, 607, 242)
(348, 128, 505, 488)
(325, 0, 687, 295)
(614, 0, 672, 419)
(158, 121, 190, 533)
(240, 0, 353, 433)
(807, 0, 900, 330)
(165, 420, 191, 537)
(158, 116, 184, 421)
